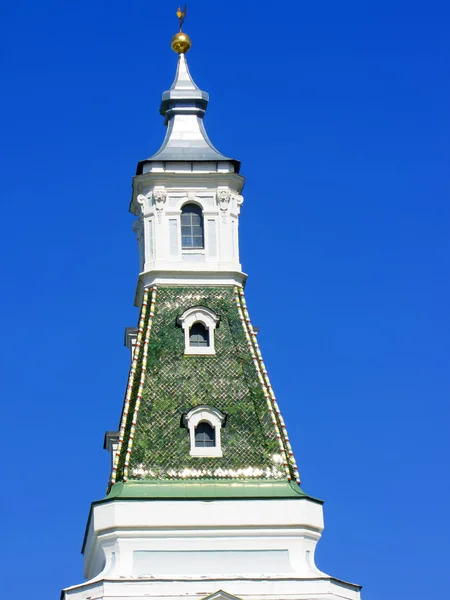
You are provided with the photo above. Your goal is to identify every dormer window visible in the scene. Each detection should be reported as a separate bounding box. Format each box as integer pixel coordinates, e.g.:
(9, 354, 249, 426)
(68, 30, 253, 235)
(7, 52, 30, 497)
(183, 406, 226, 457)
(181, 203, 204, 249)
(177, 306, 220, 355)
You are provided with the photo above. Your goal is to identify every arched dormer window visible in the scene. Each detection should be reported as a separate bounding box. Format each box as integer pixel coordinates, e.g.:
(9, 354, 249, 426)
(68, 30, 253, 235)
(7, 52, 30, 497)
(183, 406, 226, 457)
(189, 322, 209, 347)
(181, 203, 204, 249)
(177, 306, 220, 355)
(195, 421, 215, 447)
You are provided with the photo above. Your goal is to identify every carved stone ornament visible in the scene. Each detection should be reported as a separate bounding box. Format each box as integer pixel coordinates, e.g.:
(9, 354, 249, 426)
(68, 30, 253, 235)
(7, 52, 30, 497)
(153, 188, 167, 223)
(234, 194, 244, 215)
(217, 189, 231, 210)
(136, 191, 151, 214)
(217, 189, 231, 222)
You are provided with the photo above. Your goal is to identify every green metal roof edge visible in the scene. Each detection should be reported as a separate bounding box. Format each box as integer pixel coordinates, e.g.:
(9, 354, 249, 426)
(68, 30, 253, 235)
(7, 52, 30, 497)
(81, 481, 323, 555)
(105, 479, 319, 500)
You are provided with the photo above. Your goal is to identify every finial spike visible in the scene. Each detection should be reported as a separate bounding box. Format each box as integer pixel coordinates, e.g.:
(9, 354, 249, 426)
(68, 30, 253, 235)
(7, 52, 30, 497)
(171, 4, 191, 53)
(176, 4, 187, 32)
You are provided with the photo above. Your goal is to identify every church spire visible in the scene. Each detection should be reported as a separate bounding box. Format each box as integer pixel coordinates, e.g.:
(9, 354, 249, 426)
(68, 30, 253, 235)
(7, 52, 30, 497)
(107, 13, 302, 494)
(137, 18, 239, 174)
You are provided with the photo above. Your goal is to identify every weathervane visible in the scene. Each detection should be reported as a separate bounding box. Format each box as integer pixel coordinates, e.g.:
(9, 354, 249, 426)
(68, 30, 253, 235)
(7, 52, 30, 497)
(171, 5, 191, 54)
(176, 5, 187, 32)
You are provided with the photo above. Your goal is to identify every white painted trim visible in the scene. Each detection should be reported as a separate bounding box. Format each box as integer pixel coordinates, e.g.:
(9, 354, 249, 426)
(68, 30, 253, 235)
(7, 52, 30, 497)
(64, 577, 362, 600)
(182, 249, 206, 255)
(135, 273, 247, 307)
(177, 306, 220, 356)
(183, 405, 226, 457)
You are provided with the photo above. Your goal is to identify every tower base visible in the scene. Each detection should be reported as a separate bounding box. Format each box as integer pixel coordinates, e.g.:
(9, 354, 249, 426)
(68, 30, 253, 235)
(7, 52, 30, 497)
(62, 494, 361, 600)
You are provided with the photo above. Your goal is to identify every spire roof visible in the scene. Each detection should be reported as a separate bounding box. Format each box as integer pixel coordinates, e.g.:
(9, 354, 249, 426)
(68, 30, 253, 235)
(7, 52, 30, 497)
(108, 286, 301, 498)
(137, 53, 240, 173)
(166, 51, 201, 94)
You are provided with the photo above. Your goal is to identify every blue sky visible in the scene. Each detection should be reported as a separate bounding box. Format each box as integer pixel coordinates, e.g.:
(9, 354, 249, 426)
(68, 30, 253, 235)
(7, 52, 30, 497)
(1, 1, 449, 599)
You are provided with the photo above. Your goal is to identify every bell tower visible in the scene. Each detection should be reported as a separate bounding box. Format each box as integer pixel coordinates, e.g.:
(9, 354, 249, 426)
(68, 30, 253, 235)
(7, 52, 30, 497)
(61, 12, 362, 600)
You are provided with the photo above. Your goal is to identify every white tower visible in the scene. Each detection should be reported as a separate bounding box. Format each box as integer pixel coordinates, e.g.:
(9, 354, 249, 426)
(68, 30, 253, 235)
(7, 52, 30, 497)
(61, 21, 362, 600)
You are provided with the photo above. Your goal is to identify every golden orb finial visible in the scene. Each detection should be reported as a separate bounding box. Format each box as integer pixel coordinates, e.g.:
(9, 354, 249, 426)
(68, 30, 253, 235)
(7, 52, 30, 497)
(171, 31, 192, 54)
(171, 5, 191, 54)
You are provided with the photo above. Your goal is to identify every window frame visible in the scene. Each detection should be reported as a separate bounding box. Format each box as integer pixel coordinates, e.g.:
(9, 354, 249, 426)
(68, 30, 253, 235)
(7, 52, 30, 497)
(183, 406, 226, 457)
(194, 421, 216, 447)
(181, 203, 204, 250)
(177, 306, 220, 355)
(189, 322, 210, 347)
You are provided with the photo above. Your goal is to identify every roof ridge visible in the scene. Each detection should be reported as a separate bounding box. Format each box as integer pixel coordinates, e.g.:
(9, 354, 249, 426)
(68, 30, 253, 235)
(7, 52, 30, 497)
(123, 286, 158, 481)
(236, 287, 301, 484)
(109, 286, 156, 489)
(232, 287, 291, 481)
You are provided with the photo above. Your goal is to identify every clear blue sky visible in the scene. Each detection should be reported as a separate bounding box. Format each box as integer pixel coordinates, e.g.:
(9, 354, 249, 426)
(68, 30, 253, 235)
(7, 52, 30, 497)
(1, 1, 449, 598)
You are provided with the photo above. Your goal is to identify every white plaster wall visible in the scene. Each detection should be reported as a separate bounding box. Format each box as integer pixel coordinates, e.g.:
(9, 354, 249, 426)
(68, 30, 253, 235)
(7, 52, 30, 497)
(82, 498, 326, 581)
(131, 166, 245, 288)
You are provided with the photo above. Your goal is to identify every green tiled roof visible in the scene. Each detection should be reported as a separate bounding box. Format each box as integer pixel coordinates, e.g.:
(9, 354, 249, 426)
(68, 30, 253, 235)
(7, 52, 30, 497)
(109, 286, 300, 496)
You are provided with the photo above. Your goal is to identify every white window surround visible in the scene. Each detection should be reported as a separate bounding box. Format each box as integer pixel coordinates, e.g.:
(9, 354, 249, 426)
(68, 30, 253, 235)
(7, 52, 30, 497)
(182, 248, 206, 255)
(177, 306, 220, 355)
(183, 405, 226, 457)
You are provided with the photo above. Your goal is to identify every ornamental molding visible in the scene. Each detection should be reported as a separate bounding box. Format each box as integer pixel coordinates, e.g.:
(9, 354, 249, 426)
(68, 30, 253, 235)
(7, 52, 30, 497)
(217, 188, 244, 221)
(217, 188, 231, 222)
(136, 190, 151, 214)
(153, 187, 167, 223)
(136, 187, 167, 222)
(217, 189, 231, 209)
(182, 404, 226, 429)
(235, 193, 244, 215)
(174, 192, 208, 212)
(177, 305, 220, 356)
(177, 305, 220, 330)
(182, 405, 226, 458)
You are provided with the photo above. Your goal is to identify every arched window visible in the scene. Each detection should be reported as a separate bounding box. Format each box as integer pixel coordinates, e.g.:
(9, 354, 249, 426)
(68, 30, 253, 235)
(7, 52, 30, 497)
(189, 322, 209, 347)
(177, 306, 220, 355)
(195, 421, 216, 447)
(181, 203, 204, 249)
(183, 406, 226, 457)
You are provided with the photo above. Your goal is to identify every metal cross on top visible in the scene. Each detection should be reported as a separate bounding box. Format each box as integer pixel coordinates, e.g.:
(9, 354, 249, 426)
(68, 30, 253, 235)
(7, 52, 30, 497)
(176, 4, 187, 32)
